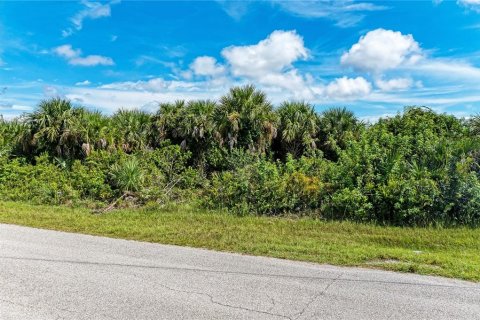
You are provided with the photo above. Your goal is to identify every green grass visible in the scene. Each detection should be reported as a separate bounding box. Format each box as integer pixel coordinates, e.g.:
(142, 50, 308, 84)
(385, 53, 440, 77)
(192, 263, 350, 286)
(1, 201, 479, 282)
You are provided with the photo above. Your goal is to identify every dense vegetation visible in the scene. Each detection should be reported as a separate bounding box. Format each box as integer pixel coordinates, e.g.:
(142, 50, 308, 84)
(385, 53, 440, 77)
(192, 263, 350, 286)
(1, 85, 480, 226)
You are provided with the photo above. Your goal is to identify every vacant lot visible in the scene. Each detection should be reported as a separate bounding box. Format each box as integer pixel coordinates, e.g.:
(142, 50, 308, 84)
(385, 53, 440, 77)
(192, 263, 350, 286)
(1, 201, 478, 282)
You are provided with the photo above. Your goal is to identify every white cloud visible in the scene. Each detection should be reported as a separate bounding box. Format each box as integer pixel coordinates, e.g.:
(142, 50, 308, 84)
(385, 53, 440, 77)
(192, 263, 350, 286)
(63, 0, 120, 37)
(340, 28, 480, 86)
(43, 28, 480, 115)
(99, 78, 200, 92)
(221, 30, 313, 98)
(458, 0, 480, 12)
(54, 45, 80, 59)
(65, 86, 220, 112)
(11, 104, 32, 111)
(222, 30, 308, 78)
(273, 0, 387, 27)
(69, 55, 114, 66)
(216, 0, 252, 20)
(53, 44, 114, 67)
(375, 77, 413, 91)
(190, 56, 226, 77)
(43, 85, 59, 97)
(413, 59, 480, 80)
(324, 76, 372, 99)
(215, 0, 386, 26)
(75, 80, 91, 86)
(341, 28, 422, 73)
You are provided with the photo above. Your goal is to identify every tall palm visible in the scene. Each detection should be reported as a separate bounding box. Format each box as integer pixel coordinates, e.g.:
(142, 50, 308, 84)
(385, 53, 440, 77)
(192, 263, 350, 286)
(150, 100, 185, 146)
(275, 101, 318, 158)
(215, 85, 277, 153)
(178, 100, 216, 168)
(18, 98, 85, 159)
(79, 110, 113, 155)
(111, 109, 151, 153)
(318, 107, 363, 160)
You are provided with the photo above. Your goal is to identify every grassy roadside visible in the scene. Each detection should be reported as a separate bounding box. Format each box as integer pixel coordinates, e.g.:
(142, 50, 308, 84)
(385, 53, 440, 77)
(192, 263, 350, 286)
(1, 201, 479, 282)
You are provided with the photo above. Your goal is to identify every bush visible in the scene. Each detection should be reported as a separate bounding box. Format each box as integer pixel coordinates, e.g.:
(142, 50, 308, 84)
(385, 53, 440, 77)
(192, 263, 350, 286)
(109, 157, 145, 193)
(0, 154, 78, 205)
(324, 108, 480, 226)
(205, 156, 330, 215)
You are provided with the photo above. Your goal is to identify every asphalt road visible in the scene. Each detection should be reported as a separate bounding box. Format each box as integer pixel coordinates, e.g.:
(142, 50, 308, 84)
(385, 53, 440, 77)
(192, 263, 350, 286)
(1, 224, 479, 320)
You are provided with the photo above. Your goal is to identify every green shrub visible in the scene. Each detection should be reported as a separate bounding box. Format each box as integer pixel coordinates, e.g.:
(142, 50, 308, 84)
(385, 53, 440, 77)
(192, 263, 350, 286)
(0, 154, 78, 204)
(109, 157, 145, 193)
(205, 156, 330, 215)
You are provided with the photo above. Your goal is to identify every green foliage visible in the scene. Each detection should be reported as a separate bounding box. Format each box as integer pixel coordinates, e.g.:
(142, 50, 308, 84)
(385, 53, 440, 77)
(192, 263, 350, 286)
(1, 93, 480, 227)
(318, 107, 363, 161)
(17, 98, 86, 160)
(109, 157, 145, 193)
(0, 154, 78, 204)
(150, 100, 185, 146)
(324, 107, 480, 226)
(178, 100, 216, 170)
(206, 156, 330, 215)
(275, 101, 318, 158)
(69, 160, 113, 201)
(215, 85, 278, 153)
(1, 116, 23, 157)
(111, 109, 151, 152)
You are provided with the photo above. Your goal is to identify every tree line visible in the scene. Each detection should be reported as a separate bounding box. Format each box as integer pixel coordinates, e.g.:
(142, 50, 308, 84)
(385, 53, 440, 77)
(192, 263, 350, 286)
(1, 85, 480, 226)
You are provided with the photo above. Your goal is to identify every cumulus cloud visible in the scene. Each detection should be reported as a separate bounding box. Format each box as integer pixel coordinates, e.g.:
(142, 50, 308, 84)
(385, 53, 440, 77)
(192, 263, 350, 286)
(54, 45, 80, 59)
(375, 77, 413, 91)
(221, 30, 313, 98)
(54, 45, 114, 67)
(63, 0, 120, 37)
(340, 28, 480, 88)
(324, 76, 372, 99)
(190, 56, 226, 77)
(222, 30, 308, 78)
(341, 28, 422, 73)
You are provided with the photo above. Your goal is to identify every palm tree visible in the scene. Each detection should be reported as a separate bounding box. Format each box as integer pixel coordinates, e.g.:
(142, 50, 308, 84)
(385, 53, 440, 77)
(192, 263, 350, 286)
(79, 110, 113, 155)
(111, 109, 151, 153)
(178, 100, 216, 169)
(150, 100, 185, 146)
(215, 85, 277, 153)
(318, 107, 363, 161)
(0, 116, 24, 156)
(275, 101, 318, 158)
(18, 98, 85, 159)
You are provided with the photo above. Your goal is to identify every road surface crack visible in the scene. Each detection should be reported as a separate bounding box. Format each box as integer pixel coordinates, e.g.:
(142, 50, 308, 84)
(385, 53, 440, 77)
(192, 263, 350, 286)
(114, 268, 292, 319)
(292, 272, 343, 320)
(1, 256, 477, 290)
(157, 281, 293, 320)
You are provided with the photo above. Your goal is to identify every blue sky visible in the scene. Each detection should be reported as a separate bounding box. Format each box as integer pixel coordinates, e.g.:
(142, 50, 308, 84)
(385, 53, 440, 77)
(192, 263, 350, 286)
(1, 0, 480, 121)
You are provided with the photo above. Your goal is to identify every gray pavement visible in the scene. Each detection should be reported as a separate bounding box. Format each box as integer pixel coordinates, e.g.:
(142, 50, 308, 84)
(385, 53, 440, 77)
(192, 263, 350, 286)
(1, 223, 479, 320)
